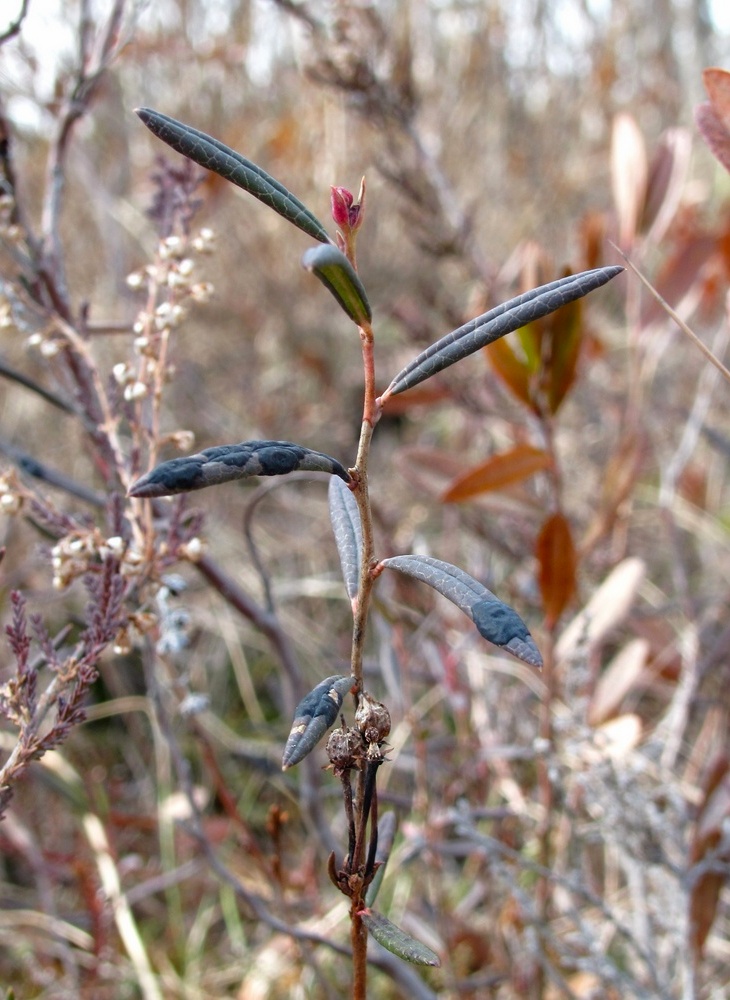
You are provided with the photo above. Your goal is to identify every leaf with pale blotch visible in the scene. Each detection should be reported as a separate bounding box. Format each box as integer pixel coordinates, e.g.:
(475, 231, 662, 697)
(282, 675, 356, 770)
(381, 266, 623, 398)
(136, 108, 331, 244)
(128, 440, 351, 498)
(328, 477, 362, 602)
(441, 444, 552, 503)
(302, 244, 372, 325)
(360, 908, 441, 966)
(380, 554, 542, 668)
(485, 335, 532, 408)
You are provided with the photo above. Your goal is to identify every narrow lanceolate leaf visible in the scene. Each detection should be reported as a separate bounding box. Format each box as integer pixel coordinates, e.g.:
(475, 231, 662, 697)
(380, 554, 542, 668)
(282, 675, 356, 770)
(359, 909, 441, 967)
(328, 476, 362, 602)
(302, 244, 372, 325)
(536, 512, 577, 629)
(381, 266, 624, 397)
(441, 444, 552, 503)
(136, 108, 331, 244)
(128, 440, 351, 498)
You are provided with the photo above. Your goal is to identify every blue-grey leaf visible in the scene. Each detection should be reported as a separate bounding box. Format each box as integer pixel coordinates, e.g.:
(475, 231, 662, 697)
(383, 266, 624, 397)
(302, 244, 372, 325)
(282, 674, 356, 770)
(381, 554, 542, 668)
(360, 908, 441, 966)
(328, 477, 362, 602)
(136, 108, 331, 245)
(129, 440, 351, 498)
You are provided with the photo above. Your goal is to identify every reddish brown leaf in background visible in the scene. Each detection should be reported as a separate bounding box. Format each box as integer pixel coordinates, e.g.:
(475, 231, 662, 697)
(611, 113, 648, 248)
(442, 444, 551, 503)
(485, 336, 533, 409)
(638, 233, 718, 330)
(379, 383, 450, 415)
(695, 102, 730, 174)
(640, 127, 692, 244)
(689, 755, 730, 956)
(536, 512, 576, 629)
(703, 67, 730, 130)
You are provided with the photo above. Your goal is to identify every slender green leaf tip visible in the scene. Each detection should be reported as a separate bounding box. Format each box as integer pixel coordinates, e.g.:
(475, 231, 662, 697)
(302, 244, 373, 325)
(135, 107, 331, 244)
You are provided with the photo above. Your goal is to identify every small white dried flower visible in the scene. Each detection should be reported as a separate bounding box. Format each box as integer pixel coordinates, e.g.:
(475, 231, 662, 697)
(112, 362, 130, 385)
(27, 333, 43, 348)
(160, 235, 183, 259)
(126, 271, 144, 289)
(0, 492, 22, 514)
(180, 537, 204, 562)
(178, 258, 194, 277)
(124, 381, 148, 401)
(40, 339, 60, 358)
(190, 281, 214, 303)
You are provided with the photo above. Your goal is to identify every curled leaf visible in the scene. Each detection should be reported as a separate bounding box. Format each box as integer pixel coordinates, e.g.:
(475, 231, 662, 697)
(136, 108, 331, 244)
(129, 440, 351, 498)
(328, 477, 362, 602)
(381, 266, 623, 398)
(359, 908, 441, 967)
(302, 244, 372, 325)
(381, 554, 542, 668)
(282, 674, 356, 770)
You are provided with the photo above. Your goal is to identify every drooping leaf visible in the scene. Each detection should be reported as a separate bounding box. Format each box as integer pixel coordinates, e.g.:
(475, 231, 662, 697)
(328, 476, 362, 602)
(365, 811, 397, 906)
(689, 755, 730, 956)
(380, 266, 623, 398)
(136, 108, 331, 244)
(545, 296, 583, 412)
(442, 444, 551, 503)
(535, 512, 577, 628)
(282, 675, 356, 770)
(380, 554, 542, 668)
(302, 244, 372, 325)
(640, 127, 692, 243)
(695, 102, 730, 175)
(129, 440, 351, 498)
(359, 908, 441, 967)
(703, 67, 730, 131)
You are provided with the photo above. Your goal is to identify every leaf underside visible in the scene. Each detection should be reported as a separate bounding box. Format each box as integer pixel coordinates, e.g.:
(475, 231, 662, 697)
(381, 554, 542, 668)
(128, 440, 351, 498)
(282, 674, 356, 770)
(302, 244, 372, 325)
(328, 477, 362, 601)
(136, 107, 331, 244)
(360, 908, 441, 966)
(383, 265, 624, 397)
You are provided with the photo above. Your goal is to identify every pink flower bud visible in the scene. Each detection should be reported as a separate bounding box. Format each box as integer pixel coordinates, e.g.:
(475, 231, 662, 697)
(331, 186, 354, 228)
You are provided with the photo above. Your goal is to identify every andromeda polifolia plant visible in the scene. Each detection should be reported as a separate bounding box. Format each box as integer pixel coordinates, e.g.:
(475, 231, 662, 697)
(130, 107, 623, 997)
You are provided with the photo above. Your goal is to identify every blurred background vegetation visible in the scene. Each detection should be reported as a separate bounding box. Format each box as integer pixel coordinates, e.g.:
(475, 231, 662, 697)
(1, 1, 730, 997)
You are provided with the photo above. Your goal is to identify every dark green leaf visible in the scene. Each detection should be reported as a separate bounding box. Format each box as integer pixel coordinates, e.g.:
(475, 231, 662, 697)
(381, 266, 623, 397)
(128, 440, 351, 498)
(360, 908, 441, 966)
(380, 554, 542, 668)
(136, 108, 331, 244)
(282, 675, 356, 770)
(302, 244, 372, 325)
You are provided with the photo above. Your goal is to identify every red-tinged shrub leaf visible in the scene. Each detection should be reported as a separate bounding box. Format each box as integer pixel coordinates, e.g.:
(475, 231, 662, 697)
(703, 67, 730, 131)
(359, 908, 441, 966)
(485, 335, 533, 408)
(640, 127, 692, 243)
(442, 444, 551, 503)
(695, 102, 730, 175)
(379, 384, 451, 415)
(638, 233, 718, 329)
(536, 512, 577, 629)
(611, 112, 648, 248)
(689, 757, 730, 955)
